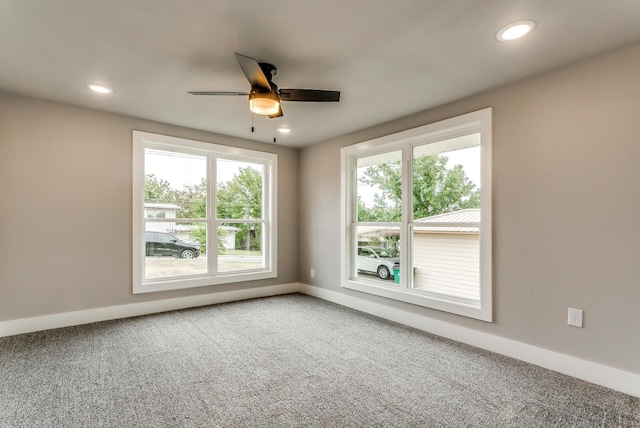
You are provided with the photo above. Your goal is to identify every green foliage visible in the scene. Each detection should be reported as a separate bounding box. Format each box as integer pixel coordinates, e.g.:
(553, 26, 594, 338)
(191, 223, 208, 254)
(216, 167, 262, 220)
(358, 154, 479, 222)
(217, 167, 263, 251)
(411, 156, 479, 219)
(142, 167, 264, 251)
(173, 178, 207, 219)
(144, 174, 173, 203)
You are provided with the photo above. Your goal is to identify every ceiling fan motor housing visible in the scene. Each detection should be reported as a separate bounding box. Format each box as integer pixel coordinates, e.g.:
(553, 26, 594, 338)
(258, 62, 278, 82)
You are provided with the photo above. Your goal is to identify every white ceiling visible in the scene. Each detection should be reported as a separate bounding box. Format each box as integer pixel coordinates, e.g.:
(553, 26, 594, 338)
(1, 1, 639, 148)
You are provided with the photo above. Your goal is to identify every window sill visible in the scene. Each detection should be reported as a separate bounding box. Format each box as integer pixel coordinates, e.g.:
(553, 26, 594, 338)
(341, 278, 491, 322)
(133, 270, 277, 294)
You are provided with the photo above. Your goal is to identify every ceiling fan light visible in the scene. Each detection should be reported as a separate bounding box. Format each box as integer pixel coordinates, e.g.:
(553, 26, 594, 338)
(249, 90, 280, 115)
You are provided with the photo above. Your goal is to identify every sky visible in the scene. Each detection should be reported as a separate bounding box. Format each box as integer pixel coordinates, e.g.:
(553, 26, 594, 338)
(443, 146, 481, 186)
(145, 149, 261, 189)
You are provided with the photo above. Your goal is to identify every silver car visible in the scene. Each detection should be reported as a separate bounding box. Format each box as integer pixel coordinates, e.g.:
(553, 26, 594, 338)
(357, 246, 399, 280)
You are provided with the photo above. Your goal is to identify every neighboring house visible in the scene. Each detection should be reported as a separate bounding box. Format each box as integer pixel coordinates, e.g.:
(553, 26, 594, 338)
(172, 223, 199, 244)
(413, 209, 480, 300)
(144, 203, 181, 233)
(144, 203, 240, 249)
(219, 225, 241, 250)
(357, 209, 480, 299)
(357, 226, 399, 250)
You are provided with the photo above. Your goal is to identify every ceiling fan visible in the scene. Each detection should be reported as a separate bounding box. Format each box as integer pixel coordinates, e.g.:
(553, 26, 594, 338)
(189, 53, 340, 118)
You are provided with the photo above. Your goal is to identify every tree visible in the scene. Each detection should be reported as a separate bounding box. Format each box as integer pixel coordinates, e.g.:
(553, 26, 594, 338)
(216, 167, 263, 250)
(144, 174, 173, 203)
(217, 167, 262, 219)
(144, 174, 208, 251)
(359, 155, 479, 222)
(171, 178, 207, 251)
(173, 178, 207, 219)
(144, 174, 208, 217)
(143, 168, 264, 252)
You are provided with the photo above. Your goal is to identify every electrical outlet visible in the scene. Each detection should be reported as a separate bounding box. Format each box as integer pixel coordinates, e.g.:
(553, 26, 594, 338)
(568, 308, 583, 328)
(310, 269, 315, 279)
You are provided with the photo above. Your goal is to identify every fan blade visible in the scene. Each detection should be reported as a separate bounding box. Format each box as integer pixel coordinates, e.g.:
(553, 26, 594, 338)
(279, 89, 340, 102)
(268, 106, 283, 119)
(188, 91, 249, 96)
(235, 53, 271, 90)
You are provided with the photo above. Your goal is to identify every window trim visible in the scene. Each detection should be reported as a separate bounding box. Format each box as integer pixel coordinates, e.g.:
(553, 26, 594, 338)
(340, 108, 492, 321)
(132, 131, 277, 294)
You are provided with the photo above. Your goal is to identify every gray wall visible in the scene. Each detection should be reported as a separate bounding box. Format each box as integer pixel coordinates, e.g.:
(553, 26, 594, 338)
(299, 42, 640, 374)
(0, 93, 298, 320)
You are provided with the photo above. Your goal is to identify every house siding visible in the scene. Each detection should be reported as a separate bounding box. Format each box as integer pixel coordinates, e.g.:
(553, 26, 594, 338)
(412, 233, 479, 300)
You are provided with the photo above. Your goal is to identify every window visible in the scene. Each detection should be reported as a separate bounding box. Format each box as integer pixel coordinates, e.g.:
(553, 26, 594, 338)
(133, 131, 277, 294)
(341, 108, 492, 321)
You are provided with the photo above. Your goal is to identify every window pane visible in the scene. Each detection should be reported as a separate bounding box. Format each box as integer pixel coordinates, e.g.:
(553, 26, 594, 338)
(144, 223, 206, 279)
(411, 136, 481, 300)
(218, 223, 264, 272)
(144, 148, 207, 219)
(354, 225, 400, 284)
(216, 159, 263, 220)
(356, 150, 402, 222)
(412, 135, 480, 220)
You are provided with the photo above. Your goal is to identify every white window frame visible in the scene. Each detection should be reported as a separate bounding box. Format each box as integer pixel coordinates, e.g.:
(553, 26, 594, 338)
(133, 131, 277, 294)
(340, 108, 492, 321)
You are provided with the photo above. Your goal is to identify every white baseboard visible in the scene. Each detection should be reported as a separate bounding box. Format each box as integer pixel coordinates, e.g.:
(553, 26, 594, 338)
(0, 283, 298, 338)
(2, 281, 637, 398)
(298, 283, 640, 398)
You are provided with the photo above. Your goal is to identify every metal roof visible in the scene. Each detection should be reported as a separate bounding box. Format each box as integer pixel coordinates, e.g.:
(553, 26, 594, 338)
(356, 209, 480, 236)
(414, 209, 479, 234)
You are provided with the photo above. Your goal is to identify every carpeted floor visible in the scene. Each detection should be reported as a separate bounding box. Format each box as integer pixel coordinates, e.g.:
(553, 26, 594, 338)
(0, 293, 638, 427)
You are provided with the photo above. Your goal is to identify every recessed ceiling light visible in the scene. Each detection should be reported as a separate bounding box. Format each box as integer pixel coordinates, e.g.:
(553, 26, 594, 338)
(497, 20, 535, 42)
(86, 83, 114, 94)
(277, 127, 291, 134)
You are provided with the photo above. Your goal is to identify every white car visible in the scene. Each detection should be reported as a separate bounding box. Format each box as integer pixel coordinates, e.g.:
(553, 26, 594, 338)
(357, 246, 399, 280)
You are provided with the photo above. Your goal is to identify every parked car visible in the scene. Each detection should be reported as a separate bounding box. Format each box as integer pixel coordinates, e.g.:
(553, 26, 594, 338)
(145, 231, 201, 259)
(357, 246, 399, 280)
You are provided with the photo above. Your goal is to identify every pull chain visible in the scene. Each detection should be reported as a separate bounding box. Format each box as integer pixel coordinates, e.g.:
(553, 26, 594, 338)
(273, 119, 277, 143)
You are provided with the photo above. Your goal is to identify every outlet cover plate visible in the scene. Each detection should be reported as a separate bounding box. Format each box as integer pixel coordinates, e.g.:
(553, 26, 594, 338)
(568, 308, 583, 328)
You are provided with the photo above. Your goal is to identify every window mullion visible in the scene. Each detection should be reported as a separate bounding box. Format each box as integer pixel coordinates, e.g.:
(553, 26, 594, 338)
(349, 158, 358, 279)
(263, 165, 269, 267)
(209, 154, 218, 274)
(399, 147, 412, 290)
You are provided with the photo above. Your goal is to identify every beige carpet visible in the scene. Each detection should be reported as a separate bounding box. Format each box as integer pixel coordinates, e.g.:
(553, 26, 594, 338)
(1, 293, 638, 427)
